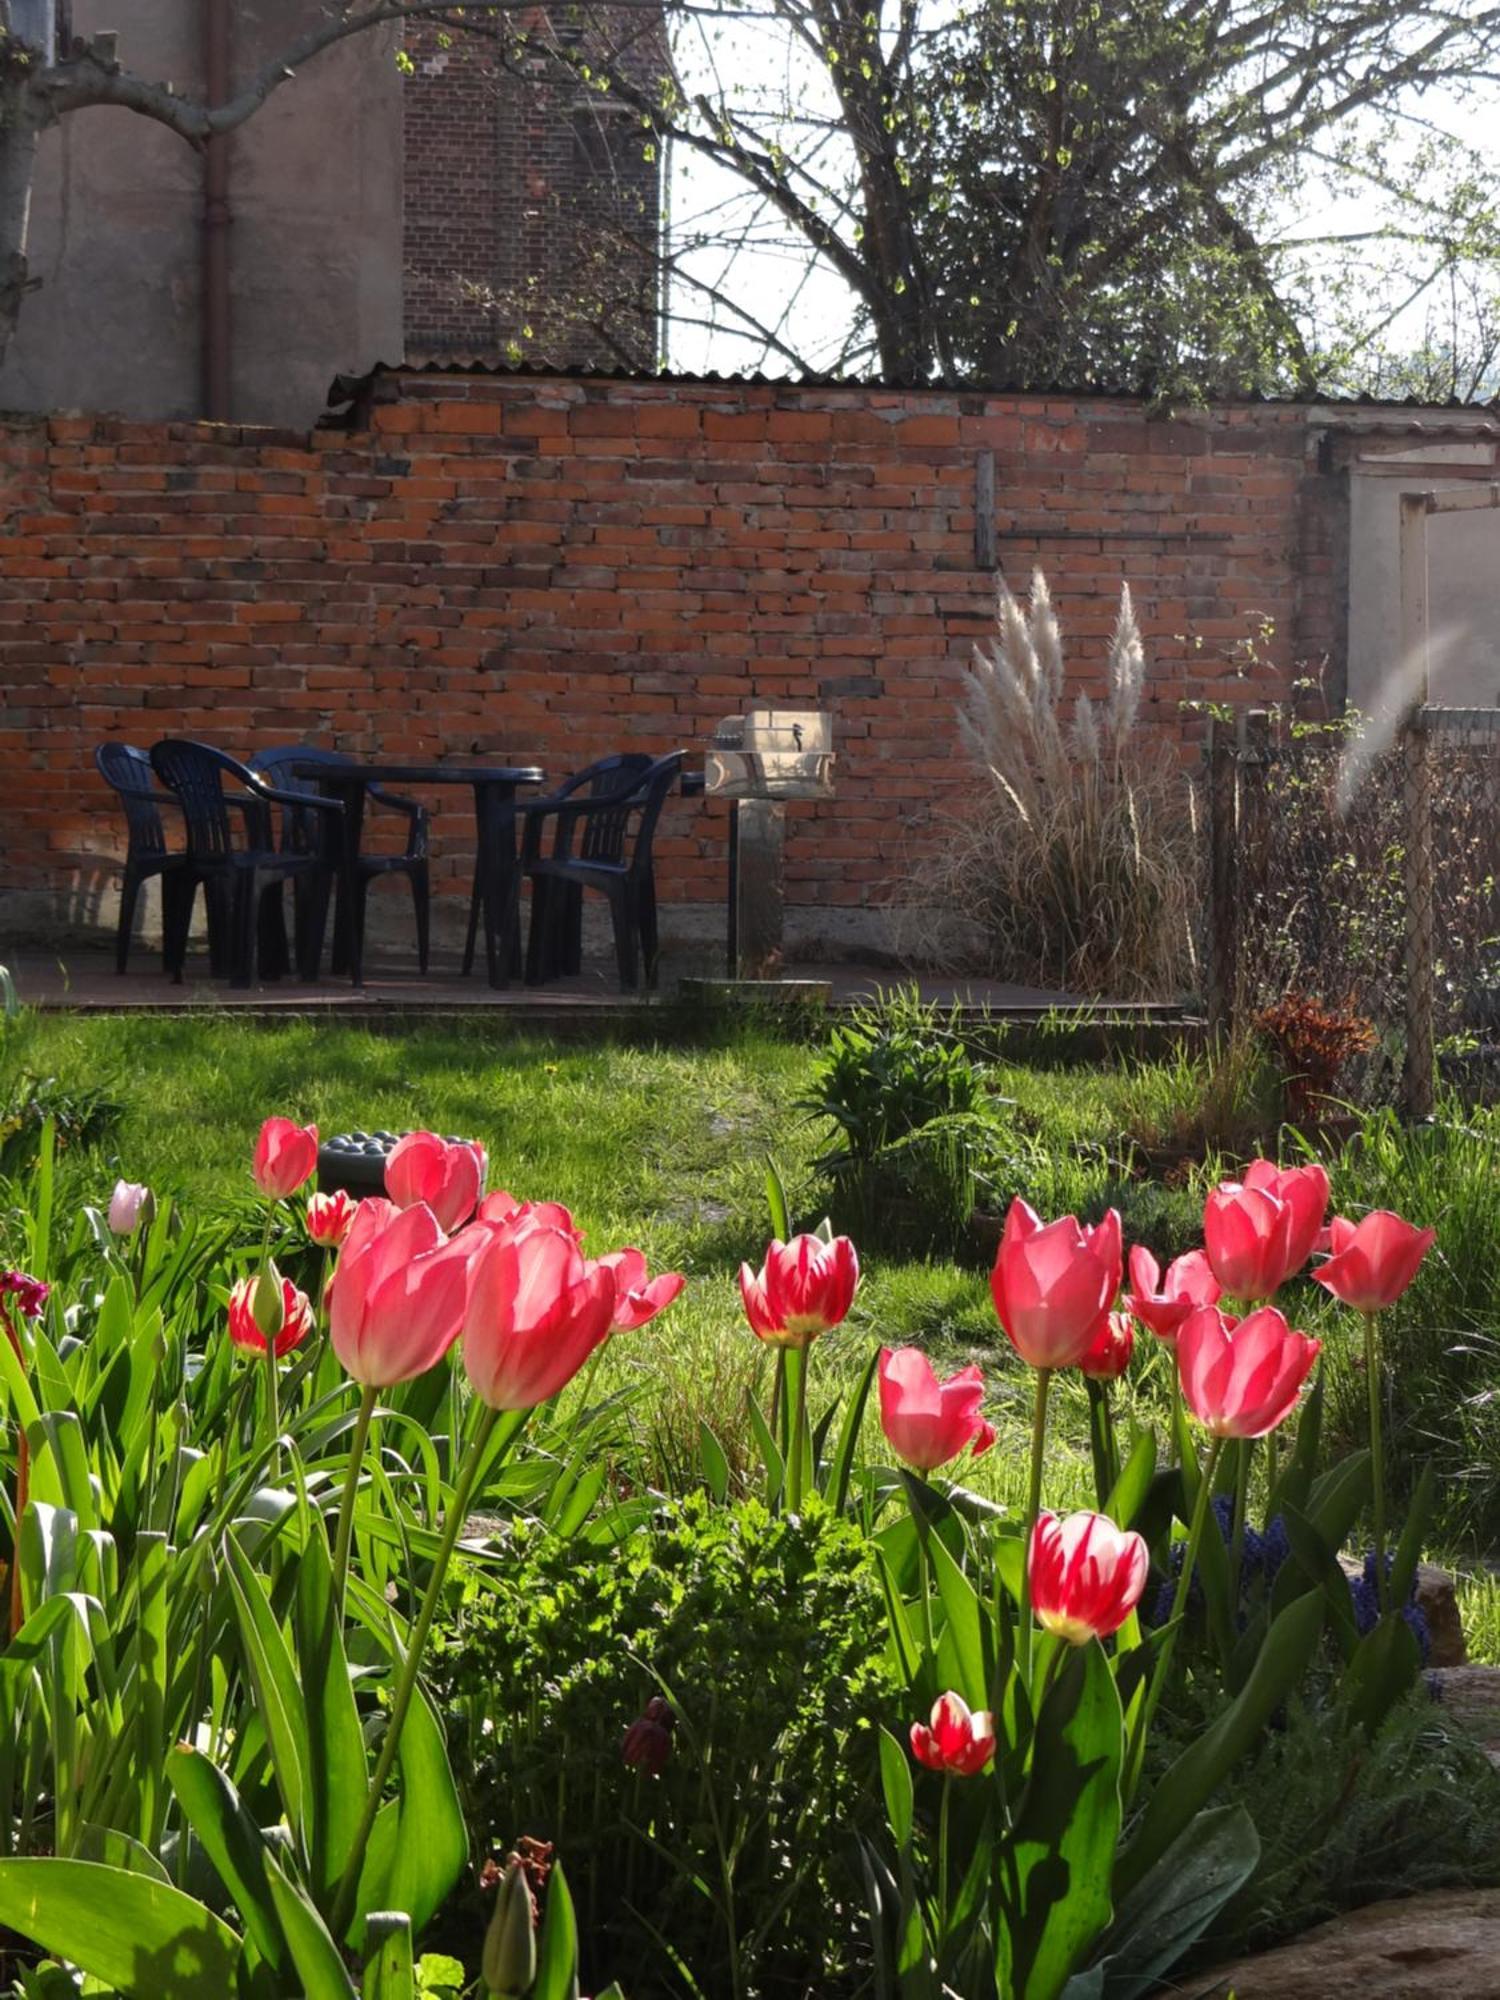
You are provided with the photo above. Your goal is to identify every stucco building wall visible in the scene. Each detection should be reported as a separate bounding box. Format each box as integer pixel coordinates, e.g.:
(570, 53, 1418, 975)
(0, 1, 405, 428)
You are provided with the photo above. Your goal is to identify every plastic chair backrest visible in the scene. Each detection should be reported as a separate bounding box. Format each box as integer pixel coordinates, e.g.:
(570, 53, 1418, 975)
(573, 751, 683, 869)
(148, 739, 259, 859)
(95, 742, 170, 859)
(248, 744, 345, 853)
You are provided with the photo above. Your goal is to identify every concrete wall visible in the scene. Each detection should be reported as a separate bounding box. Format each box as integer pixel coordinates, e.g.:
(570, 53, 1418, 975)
(0, 1, 404, 427)
(1344, 427, 1500, 715)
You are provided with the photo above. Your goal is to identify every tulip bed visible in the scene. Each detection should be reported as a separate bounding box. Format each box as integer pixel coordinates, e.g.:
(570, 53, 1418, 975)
(1, 1014, 1500, 1998)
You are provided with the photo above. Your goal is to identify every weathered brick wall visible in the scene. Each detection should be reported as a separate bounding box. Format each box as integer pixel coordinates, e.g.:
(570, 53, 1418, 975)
(0, 372, 1343, 957)
(403, 15, 666, 367)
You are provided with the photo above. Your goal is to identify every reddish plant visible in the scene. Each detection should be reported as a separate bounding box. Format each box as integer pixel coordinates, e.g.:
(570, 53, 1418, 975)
(1254, 994, 1375, 1122)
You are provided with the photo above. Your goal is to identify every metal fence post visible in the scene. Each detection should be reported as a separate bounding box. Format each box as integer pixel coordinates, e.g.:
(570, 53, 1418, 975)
(1399, 491, 1435, 1121)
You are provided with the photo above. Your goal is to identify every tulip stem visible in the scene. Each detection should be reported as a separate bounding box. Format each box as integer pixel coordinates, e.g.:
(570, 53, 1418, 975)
(1131, 1434, 1223, 1787)
(1366, 1310, 1387, 1613)
(1229, 1438, 1252, 1608)
(786, 1345, 810, 1511)
(254, 1206, 278, 1475)
(1085, 1378, 1117, 1510)
(331, 1384, 379, 1619)
(1017, 1367, 1052, 1687)
(936, 1773, 952, 1959)
(331, 1401, 506, 1938)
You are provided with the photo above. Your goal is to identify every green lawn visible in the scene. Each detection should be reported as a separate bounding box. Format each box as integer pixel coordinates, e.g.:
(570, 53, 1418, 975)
(6, 1007, 1500, 1650)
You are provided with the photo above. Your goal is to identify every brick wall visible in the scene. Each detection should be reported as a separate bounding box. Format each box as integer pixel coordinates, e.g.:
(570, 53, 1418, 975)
(0, 370, 1354, 958)
(403, 14, 666, 366)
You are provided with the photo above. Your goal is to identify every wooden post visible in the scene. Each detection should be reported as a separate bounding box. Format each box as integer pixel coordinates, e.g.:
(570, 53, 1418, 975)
(1399, 492, 1435, 1121)
(1206, 715, 1239, 1040)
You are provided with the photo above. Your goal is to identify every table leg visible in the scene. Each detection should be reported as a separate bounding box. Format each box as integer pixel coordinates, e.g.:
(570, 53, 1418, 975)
(343, 783, 368, 987)
(475, 782, 521, 989)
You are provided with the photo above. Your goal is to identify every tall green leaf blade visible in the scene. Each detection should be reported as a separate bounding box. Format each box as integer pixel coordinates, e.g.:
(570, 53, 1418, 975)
(997, 1640, 1123, 2000)
(0, 1858, 242, 1998)
(926, 1521, 989, 1710)
(166, 1744, 288, 1976)
(362, 1912, 415, 2000)
(295, 1526, 367, 1908)
(825, 1344, 879, 1514)
(1092, 1804, 1260, 1999)
(533, 1859, 580, 2000)
(698, 1421, 731, 1504)
(377, 1681, 467, 1938)
(264, 1853, 359, 1999)
(878, 1726, 914, 1849)
(223, 1530, 311, 1851)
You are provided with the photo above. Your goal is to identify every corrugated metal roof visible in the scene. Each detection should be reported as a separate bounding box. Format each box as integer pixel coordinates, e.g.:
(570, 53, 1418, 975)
(323, 354, 1500, 422)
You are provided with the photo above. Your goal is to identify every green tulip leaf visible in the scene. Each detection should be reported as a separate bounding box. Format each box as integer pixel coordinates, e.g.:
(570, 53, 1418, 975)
(1105, 1428, 1157, 1531)
(825, 1344, 879, 1515)
(1116, 1590, 1323, 1897)
(295, 1526, 367, 1907)
(997, 1639, 1123, 2000)
(1091, 1804, 1260, 1998)
(166, 1744, 288, 1975)
(363, 1912, 416, 2000)
(533, 1859, 581, 2000)
(698, 1420, 732, 1504)
(224, 1530, 311, 1853)
(0, 1858, 242, 1998)
(369, 1678, 467, 1941)
(264, 1852, 360, 1999)
(1342, 1610, 1422, 1737)
(878, 1725, 914, 1848)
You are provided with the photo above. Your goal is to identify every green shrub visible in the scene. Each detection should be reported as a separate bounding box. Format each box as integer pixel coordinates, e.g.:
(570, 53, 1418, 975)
(435, 1493, 898, 1998)
(803, 987, 994, 1252)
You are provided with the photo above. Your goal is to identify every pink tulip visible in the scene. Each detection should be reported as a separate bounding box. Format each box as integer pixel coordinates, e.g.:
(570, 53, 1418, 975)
(107, 1180, 152, 1236)
(228, 1272, 313, 1359)
(989, 1199, 1122, 1371)
(910, 1692, 995, 1777)
(1176, 1305, 1321, 1438)
(1029, 1509, 1149, 1645)
(596, 1249, 686, 1332)
(1241, 1160, 1330, 1280)
(385, 1132, 486, 1233)
(1314, 1210, 1436, 1312)
(877, 1346, 996, 1472)
(462, 1223, 617, 1410)
(253, 1118, 318, 1200)
(1203, 1182, 1293, 1301)
(1126, 1245, 1221, 1342)
(477, 1190, 578, 1238)
(738, 1234, 860, 1347)
(327, 1198, 475, 1388)
(306, 1188, 357, 1249)
(1079, 1311, 1134, 1382)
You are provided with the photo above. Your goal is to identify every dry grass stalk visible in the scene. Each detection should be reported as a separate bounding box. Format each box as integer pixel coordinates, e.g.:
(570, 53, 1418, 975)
(906, 569, 1198, 1000)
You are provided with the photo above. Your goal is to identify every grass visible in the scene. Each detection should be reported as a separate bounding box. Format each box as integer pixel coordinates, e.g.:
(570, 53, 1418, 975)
(5, 1010, 1500, 1636)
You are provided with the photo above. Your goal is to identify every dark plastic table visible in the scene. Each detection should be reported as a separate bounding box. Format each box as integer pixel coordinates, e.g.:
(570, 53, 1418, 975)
(293, 761, 545, 985)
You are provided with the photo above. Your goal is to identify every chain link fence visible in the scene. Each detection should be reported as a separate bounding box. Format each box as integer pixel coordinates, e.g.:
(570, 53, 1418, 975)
(1204, 709, 1500, 1115)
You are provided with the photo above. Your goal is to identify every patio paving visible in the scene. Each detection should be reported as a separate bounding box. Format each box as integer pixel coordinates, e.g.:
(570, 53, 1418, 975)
(3, 944, 1154, 1022)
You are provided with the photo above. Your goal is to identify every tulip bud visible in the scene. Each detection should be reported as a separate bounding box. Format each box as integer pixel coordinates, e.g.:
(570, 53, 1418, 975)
(251, 1265, 286, 1342)
(107, 1180, 154, 1236)
(482, 1857, 537, 1999)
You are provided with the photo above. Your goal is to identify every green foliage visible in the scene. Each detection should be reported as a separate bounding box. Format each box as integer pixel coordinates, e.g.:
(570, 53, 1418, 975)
(1201, 1692, 1500, 1960)
(804, 986, 992, 1253)
(436, 1492, 899, 1998)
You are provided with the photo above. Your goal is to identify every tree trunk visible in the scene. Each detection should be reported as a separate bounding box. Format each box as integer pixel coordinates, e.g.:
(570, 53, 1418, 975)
(0, 76, 44, 367)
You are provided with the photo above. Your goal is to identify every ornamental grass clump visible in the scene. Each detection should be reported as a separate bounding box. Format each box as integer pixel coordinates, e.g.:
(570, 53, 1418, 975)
(909, 569, 1198, 999)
